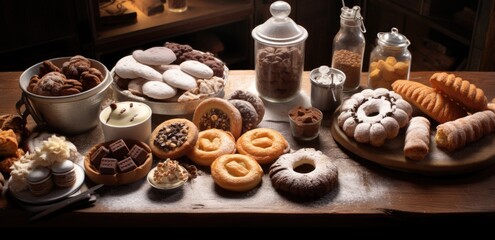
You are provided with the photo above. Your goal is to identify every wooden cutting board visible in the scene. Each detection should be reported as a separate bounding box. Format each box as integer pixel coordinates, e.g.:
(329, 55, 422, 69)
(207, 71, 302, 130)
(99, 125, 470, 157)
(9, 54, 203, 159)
(330, 111, 495, 175)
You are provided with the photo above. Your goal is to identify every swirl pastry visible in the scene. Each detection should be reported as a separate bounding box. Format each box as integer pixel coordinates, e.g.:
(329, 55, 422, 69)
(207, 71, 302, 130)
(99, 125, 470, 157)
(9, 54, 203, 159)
(236, 128, 289, 165)
(404, 116, 431, 161)
(186, 129, 236, 166)
(211, 154, 263, 192)
(429, 72, 488, 113)
(435, 110, 495, 151)
(392, 80, 467, 123)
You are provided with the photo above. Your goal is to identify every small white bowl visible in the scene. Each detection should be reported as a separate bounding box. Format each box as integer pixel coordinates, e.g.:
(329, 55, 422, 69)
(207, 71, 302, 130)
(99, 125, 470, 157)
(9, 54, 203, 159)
(99, 101, 152, 142)
(147, 166, 188, 191)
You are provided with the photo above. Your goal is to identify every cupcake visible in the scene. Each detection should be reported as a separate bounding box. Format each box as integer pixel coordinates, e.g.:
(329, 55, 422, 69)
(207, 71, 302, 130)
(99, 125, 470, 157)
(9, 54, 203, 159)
(27, 167, 53, 196)
(51, 160, 76, 188)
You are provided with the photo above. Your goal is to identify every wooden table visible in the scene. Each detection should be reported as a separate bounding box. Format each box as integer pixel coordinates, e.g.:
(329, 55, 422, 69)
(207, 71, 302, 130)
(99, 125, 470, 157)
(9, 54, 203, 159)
(1, 70, 495, 228)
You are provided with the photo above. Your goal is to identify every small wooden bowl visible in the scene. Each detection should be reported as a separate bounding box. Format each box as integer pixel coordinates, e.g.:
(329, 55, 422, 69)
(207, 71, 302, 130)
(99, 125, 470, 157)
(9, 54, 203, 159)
(84, 139, 152, 185)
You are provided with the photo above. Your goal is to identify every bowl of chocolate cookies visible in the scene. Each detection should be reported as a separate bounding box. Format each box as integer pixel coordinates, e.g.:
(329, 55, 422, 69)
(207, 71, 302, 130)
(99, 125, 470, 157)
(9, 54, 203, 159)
(18, 56, 112, 134)
(111, 42, 228, 115)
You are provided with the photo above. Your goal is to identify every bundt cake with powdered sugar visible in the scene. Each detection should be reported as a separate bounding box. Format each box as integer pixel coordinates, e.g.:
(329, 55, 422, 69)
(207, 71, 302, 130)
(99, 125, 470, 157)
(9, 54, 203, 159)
(337, 88, 412, 147)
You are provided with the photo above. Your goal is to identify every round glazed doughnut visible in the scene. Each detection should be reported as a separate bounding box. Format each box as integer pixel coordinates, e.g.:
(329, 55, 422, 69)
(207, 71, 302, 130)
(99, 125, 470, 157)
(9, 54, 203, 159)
(269, 148, 338, 198)
(228, 90, 265, 125)
(186, 129, 236, 166)
(211, 154, 263, 192)
(228, 99, 259, 133)
(150, 118, 199, 159)
(236, 128, 289, 165)
(193, 97, 243, 139)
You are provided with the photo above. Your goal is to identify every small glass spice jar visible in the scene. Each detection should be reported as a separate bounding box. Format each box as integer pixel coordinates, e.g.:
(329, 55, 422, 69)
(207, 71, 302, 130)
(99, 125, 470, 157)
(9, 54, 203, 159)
(368, 27, 411, 90)
(251, 1, 308, 103)
(288, 105, 323, 141)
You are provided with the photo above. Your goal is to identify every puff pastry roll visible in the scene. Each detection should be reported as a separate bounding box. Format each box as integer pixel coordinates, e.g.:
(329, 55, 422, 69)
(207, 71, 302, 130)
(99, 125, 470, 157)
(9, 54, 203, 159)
(435, 110, 495, 151)
(404, 116, 431, 161)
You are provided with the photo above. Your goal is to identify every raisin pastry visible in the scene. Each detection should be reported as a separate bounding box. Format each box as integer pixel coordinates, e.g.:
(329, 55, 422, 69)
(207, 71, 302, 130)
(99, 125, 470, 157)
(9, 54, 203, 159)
(150, 118, 199, 159)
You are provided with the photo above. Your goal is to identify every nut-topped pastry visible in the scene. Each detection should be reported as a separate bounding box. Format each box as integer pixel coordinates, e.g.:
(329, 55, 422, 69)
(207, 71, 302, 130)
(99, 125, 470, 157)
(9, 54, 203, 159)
(150, 119, 199, 159)
(192, 98, 242, 139)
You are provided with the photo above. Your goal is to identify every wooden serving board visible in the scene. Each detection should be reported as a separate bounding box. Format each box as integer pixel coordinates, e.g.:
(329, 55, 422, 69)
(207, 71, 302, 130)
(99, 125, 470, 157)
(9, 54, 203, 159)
(330, 111, 495, 175)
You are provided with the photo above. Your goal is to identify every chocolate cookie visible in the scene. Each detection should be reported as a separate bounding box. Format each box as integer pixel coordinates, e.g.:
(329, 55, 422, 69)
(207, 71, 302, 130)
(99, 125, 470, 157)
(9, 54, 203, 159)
(228, 90, 265, 125)
(228, 99, 258, 133)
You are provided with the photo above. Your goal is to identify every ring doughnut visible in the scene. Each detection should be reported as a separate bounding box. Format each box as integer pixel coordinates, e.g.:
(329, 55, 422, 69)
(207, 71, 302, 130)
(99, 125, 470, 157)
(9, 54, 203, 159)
(236, 128, 289, 165)
(211, 154, 263, 192)
(269, 148, 338, 198)
(228, 90, 265, 125)
(186, 129, 236, 166)
(228, 99, 259, 133)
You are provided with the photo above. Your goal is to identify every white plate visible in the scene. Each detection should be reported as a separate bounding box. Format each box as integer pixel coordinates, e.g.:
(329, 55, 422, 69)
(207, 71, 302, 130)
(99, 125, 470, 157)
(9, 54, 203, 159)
(147, 166, 188, 191)
(9, 164, 85, 205)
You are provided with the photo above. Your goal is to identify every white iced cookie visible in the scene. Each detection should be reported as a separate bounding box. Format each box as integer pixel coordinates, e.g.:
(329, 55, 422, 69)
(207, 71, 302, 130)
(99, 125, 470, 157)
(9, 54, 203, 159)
(142, 81, 177, 100)
(152, 64, 180, 74)
(180, 60, 214, 79)
(133, 47, 176, 66)
(115, 55, 162, 82)
(162, 69, 197, 90)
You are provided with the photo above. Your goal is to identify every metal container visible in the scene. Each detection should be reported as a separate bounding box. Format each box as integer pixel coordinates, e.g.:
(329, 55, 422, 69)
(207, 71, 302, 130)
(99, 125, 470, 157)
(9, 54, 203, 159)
(310, 66, 345, 113)
(17, 57, 112, 135)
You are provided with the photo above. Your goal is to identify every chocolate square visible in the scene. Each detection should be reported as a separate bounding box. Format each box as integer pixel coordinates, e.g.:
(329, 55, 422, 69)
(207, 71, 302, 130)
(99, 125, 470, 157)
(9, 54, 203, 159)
(128, 145, 148, 166)
(99, 158, 117, 175)
(118, 157, 137, 173)
(90, 146, 109, 167)
(109, 139, 129, 160)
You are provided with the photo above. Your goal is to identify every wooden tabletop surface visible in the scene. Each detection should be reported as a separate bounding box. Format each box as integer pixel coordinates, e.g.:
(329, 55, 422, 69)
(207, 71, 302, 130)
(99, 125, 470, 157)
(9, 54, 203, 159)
(1, 70, 495, 227)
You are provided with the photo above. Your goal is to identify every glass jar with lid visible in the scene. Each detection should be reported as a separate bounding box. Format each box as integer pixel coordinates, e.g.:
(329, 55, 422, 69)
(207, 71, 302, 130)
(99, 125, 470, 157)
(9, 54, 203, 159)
(331, 5, 366, 92)
(251, 1, 308, 103)
(368, 27, 411, 90)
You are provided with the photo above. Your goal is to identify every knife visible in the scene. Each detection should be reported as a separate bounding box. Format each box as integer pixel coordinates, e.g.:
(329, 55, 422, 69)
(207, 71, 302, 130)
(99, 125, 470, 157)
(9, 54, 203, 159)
(29, 184, 104, 222)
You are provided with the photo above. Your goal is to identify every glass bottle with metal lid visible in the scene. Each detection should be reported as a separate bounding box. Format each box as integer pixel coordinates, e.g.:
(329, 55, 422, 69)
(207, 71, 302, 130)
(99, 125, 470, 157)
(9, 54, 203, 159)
(331, 4, 366, 92)
(368, 27, 411, 90)
(251, 0, 308, 103)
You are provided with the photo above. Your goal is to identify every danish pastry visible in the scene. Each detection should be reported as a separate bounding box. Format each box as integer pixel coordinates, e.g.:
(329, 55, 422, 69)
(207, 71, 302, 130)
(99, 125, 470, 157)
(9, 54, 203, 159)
(211, 154, 263, 192)
(236, 128, 289, 165)
(193, 98, 242, 139)
(404, 116, 430, 161)
(429, 72, 488, 112)
(392, 80, 467, 123)
(435, 110, 495, 152)
(187, 129, 236, 166)
(150, 118, 199, 159)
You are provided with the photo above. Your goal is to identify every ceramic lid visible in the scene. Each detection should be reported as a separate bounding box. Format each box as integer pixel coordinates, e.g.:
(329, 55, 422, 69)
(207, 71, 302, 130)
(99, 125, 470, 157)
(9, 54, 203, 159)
(252, 1, 308, 46)
(377, 27, 410, 48)
(27, 167, 51, 183)
(51, 160, 74, 174)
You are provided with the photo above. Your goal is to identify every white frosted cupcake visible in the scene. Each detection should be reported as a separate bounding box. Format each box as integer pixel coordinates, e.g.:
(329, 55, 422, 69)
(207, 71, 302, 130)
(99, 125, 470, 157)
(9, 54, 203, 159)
(27, 167, 53, 196)
(51, 160, 76, 188)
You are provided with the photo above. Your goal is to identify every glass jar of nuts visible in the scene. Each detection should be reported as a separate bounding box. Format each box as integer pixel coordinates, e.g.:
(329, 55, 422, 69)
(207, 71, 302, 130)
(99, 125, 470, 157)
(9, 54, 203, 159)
(251, 1, 308, 103)
(331, 5, 366, 92)
(368, 27, 411, 90)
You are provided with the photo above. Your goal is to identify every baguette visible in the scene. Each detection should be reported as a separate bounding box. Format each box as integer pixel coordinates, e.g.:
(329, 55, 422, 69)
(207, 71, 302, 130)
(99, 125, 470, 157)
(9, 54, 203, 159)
(391, 80, 467, 123)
